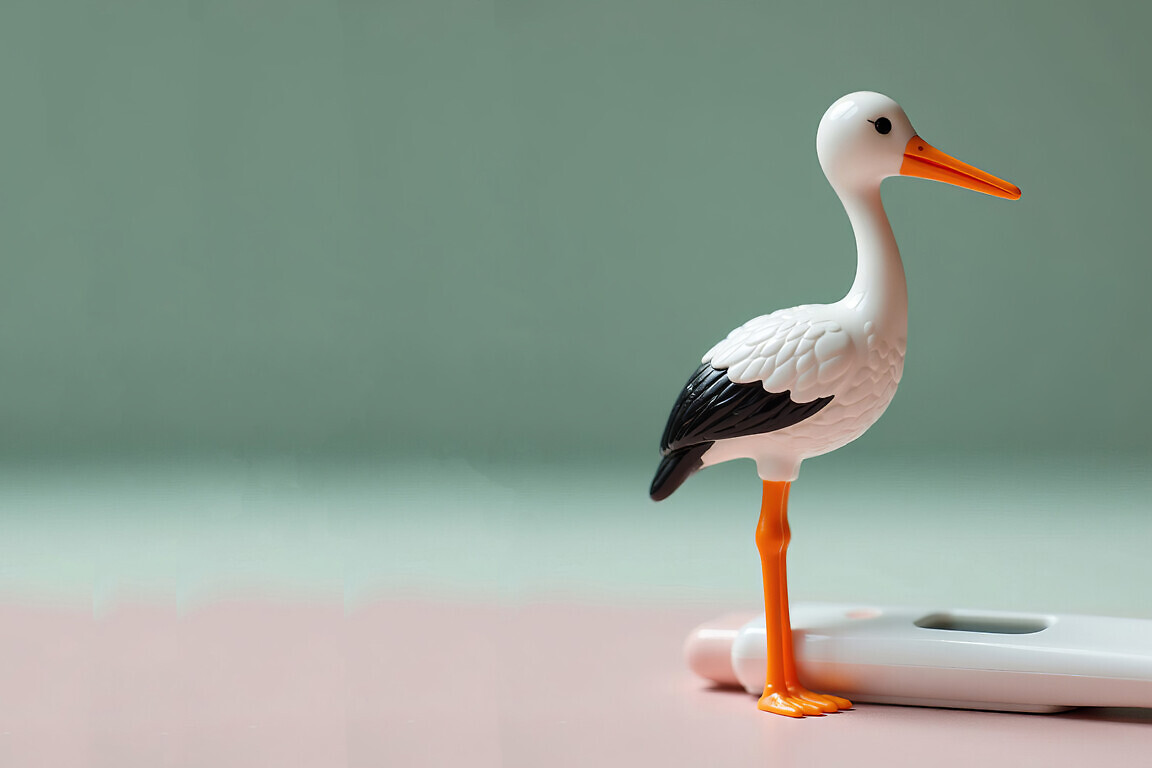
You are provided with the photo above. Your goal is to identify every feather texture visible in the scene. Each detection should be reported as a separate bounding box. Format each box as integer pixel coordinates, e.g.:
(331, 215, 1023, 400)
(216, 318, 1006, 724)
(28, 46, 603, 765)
(704, 305, 856, 403)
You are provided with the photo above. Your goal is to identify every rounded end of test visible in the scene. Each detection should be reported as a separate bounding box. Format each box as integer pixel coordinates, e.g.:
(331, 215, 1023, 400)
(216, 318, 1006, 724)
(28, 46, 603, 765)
(684, 614, 750, 687)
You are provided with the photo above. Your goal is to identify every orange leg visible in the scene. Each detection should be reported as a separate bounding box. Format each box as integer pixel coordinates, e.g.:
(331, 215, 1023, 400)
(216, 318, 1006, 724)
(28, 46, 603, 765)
(778, 484, 852, 712)
(756, 481, 851, 716)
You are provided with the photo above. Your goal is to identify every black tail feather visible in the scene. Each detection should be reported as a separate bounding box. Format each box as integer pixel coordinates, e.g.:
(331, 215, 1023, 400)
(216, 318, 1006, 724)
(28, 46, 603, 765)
(649, 443, 712, 501)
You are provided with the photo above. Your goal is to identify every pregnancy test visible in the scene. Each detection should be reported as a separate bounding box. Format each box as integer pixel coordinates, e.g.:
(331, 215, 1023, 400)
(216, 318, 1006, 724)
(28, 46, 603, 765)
(685, 603, 1152, 713)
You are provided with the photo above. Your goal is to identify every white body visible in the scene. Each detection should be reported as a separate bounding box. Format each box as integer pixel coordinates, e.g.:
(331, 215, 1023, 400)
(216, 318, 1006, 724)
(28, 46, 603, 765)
(698, 93, 913, 482)
(686, 604, 1152, 713)
(700, 299, 905, 481)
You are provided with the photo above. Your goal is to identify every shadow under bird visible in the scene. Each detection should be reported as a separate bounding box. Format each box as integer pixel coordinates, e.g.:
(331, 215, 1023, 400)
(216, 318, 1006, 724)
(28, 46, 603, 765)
(650, 91, 1020, 717)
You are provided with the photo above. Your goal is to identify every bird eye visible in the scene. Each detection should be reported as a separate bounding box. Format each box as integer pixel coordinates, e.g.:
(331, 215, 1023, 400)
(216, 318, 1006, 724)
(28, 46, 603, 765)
(869, 117, 892, 135)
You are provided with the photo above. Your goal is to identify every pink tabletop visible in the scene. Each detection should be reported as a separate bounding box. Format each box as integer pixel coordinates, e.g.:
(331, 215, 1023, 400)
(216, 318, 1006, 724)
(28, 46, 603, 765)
(2, 596, 1149, 766)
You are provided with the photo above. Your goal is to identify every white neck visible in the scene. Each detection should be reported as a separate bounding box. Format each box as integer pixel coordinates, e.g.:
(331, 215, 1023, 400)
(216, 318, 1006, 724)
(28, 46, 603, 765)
(837, 185, 908, 336)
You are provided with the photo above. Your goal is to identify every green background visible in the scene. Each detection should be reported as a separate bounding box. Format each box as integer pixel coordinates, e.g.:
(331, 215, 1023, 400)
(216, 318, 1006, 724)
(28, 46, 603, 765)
(3, 0, 1149, 465)
(1, 1, 1150, 615)
(4, 16, 1152, 763)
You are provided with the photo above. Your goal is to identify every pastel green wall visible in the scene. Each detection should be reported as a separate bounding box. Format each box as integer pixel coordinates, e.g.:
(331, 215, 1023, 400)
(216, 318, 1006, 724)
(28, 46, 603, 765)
(2, 0, 1149, 463)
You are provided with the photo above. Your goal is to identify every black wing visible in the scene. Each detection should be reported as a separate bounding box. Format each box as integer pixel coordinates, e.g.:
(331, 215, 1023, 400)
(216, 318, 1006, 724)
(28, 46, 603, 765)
(650, 364, 832, 501)
(659, 363, 833, 454)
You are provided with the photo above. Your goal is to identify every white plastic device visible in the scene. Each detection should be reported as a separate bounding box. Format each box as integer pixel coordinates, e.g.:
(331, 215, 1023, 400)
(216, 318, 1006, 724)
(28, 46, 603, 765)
(685, 604, 1152, 713)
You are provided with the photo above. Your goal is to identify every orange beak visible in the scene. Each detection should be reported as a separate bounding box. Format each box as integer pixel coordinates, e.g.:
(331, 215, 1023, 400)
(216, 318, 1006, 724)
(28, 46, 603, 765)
(900, 136, 1021, 200)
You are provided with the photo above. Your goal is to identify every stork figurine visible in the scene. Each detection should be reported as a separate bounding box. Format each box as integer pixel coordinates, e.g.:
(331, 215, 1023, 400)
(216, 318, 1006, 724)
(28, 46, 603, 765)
(650, 91, 1020, 717)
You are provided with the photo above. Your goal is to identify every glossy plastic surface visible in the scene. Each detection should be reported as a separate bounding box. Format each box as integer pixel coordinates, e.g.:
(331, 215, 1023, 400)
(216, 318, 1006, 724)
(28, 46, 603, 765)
(653, 90, 1020, 486)
(753, 481, 850, 716)
(653, 92, 1020, 717)
(686, 604, 1152, 713)
(900, 136, 1021, 199)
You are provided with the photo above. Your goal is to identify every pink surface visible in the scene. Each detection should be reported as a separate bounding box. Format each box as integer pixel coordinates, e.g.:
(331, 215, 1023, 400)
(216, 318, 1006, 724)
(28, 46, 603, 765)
(0, 596, 1149, 766)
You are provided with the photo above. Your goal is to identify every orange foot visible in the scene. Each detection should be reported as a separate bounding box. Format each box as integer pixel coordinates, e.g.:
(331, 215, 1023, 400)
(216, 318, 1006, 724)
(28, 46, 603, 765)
(788, 686, 852, 713)
(757, 690, 821, 717)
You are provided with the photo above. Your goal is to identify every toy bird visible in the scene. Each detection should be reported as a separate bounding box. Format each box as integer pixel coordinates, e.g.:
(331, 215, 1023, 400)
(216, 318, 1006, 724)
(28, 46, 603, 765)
(650, 91, 1020, 717)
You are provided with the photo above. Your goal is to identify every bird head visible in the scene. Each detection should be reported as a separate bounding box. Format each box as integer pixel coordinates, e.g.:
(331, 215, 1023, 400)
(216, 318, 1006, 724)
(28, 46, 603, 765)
(816, 91, 1020, 200)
